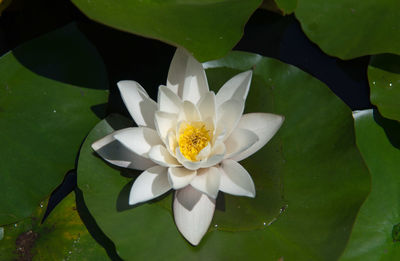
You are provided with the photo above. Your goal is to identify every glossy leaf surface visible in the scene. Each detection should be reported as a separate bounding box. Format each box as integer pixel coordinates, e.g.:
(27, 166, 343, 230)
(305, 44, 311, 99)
(70, 0, 261, 62)
(340, 110, 400, 260)
(274, 0, 296, 14)
(275, 0, 400, 59)
(368, 54, 400, 122)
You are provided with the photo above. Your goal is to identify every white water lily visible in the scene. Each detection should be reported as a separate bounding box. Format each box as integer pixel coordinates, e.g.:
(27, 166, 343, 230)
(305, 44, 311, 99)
(92, 48, 284, 245)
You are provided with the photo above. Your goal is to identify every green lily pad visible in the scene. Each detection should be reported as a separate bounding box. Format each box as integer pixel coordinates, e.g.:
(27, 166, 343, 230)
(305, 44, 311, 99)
(368, 54, 400, 122)
(0, 193, 110, 260)
(77, 51, 369, 260)
(0, 24, 108, 225)
(340, 109, 400, 260)
(291, 0, 400, 59)
(273, 0, 297, 14)
(70, 0, 261, 62)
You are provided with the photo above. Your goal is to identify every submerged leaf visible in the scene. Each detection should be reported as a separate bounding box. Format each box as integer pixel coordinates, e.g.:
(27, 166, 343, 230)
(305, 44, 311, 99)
(0, 193, 110, 260)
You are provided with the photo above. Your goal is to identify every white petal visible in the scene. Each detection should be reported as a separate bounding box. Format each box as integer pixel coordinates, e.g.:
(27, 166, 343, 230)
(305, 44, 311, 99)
(173, 185, 215, 245)
(197, 91, 216, 122)
(167, 48, 209, 103)
(154, 111, 177, 140)
(213, 127, 226, 144)
(148, 145, 181, 167)
(157, 85, 182, 114)
(178, 101, 201, 122)
(219, 159, 255, 197)
(92, 130, 155, 170)
(175, 148, 202, 170)
(190, 167, 221, 199)
(168, 167, 196, 189)
(224, 128, 259, 159)
(114, 127, 162, 158)
(232, 113, 284, 162)
(203, 116, 216, 137)
(117, 81, 157, 128)
(199, 142, 225, 168)
(196, 143, 211, 161)
(216, 70, 252, 107)
(165, 130, 178, 156)
(216, 99, 244, 141)
(129, 166, 171, 205)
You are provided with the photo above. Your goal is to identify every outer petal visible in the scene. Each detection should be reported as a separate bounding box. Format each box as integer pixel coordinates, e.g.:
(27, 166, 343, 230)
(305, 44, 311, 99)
(114, 127, 162, 158)
(173, 185, 216, 246)
(129, 166, 171, 205)
(117, 81, 157, 128)
(190, 167, 221, 199)
(216, 99, 244, 141)
(148, 145, 181, 167)
(166, 48, 209, 104)
(158, 85, 182, 114)
(216, 70, 252, 107)
(231, 113, 284, 162)
(218, 159, 255, 198)
(92, 130, 155, 170)
(224, 128, 259, 159)
(154, 111, 177, 141)
(168, 167, 196, 190)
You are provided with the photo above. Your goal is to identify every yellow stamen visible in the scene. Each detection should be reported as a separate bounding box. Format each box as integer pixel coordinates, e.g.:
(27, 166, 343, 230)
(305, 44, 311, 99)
(179, 124, 210, 161)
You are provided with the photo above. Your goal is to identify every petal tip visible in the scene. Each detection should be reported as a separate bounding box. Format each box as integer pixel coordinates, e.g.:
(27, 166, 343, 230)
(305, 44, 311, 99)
(91, 141, 99, 151)
(244, 69, 253, 76)
(116, 80, 133, 91)
(173, 186, 215, 247)
(128, 195, 138, 206)
(185, 235, 202, 246)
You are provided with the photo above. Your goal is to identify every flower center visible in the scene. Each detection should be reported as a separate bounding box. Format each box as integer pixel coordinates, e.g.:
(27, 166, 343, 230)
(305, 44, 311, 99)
(179, 123, 210, 161)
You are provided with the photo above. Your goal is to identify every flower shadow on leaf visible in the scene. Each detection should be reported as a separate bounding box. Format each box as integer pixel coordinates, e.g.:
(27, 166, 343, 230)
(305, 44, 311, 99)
(75, 187, 123, 261)
(90, 103, 108, 119)
(116, 170, 172, 213)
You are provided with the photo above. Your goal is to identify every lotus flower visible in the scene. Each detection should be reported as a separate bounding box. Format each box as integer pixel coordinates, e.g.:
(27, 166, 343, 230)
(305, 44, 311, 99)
(92, 48, 284, 245)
